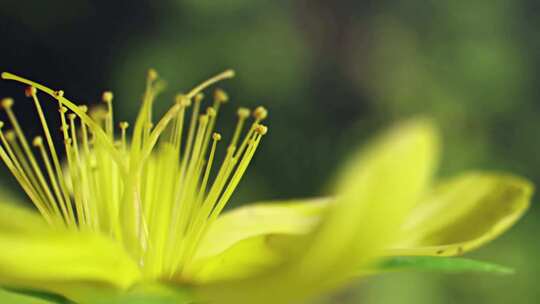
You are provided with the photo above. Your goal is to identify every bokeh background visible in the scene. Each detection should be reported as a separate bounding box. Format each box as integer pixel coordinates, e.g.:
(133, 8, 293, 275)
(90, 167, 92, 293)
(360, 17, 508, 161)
(1, 0, 539, 303)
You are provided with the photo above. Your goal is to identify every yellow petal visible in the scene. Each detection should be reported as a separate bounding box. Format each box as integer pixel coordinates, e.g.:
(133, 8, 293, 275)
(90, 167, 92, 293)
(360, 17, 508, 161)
(196, 118, 439, 303)
(193, 198, 328, 260)
(0, 202, 142, 301)
(185, 198, 328, 282)
(389, 172, 533, 256)
(190, 235, 288, 283)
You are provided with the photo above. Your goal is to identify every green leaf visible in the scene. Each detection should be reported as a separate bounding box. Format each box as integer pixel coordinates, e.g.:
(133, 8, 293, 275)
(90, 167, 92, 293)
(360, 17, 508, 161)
(378, 256, 514, 275)
(77, 283, 194, 304)
(0, 288, 60, 304)
(6, 289, 71, 303)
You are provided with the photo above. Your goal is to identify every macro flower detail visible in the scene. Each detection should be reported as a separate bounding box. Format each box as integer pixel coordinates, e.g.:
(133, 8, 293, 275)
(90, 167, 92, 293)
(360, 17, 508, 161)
(0, 70, 533, 304)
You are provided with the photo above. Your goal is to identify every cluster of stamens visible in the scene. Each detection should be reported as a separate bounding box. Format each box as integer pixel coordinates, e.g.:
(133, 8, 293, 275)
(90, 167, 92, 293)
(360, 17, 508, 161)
(0, 69, 267, 278)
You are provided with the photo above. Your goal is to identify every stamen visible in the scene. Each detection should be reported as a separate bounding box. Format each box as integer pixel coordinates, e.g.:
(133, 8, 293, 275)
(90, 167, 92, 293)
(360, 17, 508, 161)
(181, 93, 203, 175)
(29, 91, 75, 226)
(197, 132, 221, 203)
(235, 106, 268, 158)
(0, 123, 56, 220)
(1, 69, 268, 280)
(186, 70, 235, 99)
(0, 131, 53, 223)
(78, 105, 91, 156)
(253, 106, 268, 122)
(1, 97, 53, 211)
(67, 112, 87, 226)
(171, 94, 188, 151)
(102, 91, 114, 140)
(213, 88, 229, 104)
(1, 72, 127, 174)
(32, 135, 72, 224)
(119, 121, 129, 151)
(230, 107, 250, 147)
(199, 89, 227, 160)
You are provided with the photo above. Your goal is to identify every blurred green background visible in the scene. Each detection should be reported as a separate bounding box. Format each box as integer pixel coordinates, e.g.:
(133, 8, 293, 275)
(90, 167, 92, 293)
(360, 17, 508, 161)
(1, 0, 539, 303)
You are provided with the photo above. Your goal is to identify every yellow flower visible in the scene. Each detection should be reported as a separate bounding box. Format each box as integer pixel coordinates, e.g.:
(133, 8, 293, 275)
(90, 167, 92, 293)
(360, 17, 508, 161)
(0, 70, 533, 304)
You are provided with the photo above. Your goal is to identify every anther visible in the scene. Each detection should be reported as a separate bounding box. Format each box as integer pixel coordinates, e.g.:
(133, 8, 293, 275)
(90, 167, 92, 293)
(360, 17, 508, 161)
(1, 98, 14, 109)
(195, 93, 204, 103)
(32, 136, 43, 147)
(119, 121, 130, 129)
(59, 107, 68, 114)
(68, 113, 77, 120)
(223, 69, 235, 78)
(206, 107, 216, 117)
(212, 133, 222, 141)
(102, 91, 114, 103)
(253, 106, 268, 121)
(199, 114, 209, 124)
(148, 69, 158, 81)
(79, 105, 88, 113)
(0, 121, 4, 129)
(214, 88, 229, 103)
(55, 90, 64, 98)
(5, 130, 15, 140)
(25, 86, 37, 97)
(237, 107, 250, 118)
(176, 94, 191, 107)
(255, 124, 268, 135)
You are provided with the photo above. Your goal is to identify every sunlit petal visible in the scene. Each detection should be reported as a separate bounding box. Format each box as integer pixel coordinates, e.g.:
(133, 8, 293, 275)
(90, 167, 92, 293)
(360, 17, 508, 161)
(196, 119, 440, 303)
(0, 202, 141, 300)
(388, 172, 533, 256)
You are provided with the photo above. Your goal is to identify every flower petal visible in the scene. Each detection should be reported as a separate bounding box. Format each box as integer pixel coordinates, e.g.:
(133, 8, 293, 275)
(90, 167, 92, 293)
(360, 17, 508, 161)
(0, 202, 142, 301)
(196, 119, 439, 303)
(186, 198, 328, 282)
(388, 172, 533, 256)
(193, 198, 328, 260)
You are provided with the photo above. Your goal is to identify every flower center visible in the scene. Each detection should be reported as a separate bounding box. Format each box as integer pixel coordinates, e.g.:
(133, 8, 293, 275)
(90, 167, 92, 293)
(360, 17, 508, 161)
(0, 70, 267, 279)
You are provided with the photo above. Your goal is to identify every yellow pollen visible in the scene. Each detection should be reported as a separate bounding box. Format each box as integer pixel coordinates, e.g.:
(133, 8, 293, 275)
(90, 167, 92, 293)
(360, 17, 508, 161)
(194, 93, 204, 103)
(32, 136, 43, 147)
(206, 107, 216, 117)
(255, 124, 268, 135)
(214, 88, 229, 103)
(119, 121, 130, 129)
(148, 68, 158, 82)
(176, 94, 191, 107)
(102, 91, 114, 103)
(1, 97, 14, 108)
(237, 107, 250, 118)
(253, 106, 268, 121)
